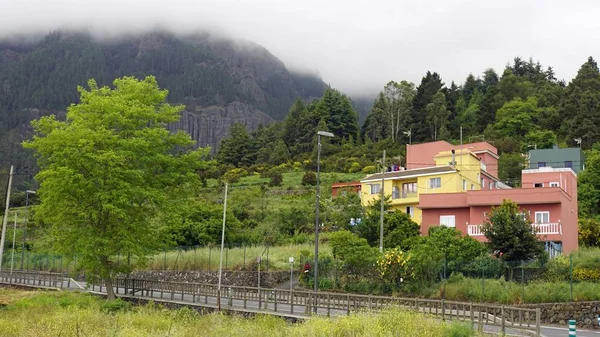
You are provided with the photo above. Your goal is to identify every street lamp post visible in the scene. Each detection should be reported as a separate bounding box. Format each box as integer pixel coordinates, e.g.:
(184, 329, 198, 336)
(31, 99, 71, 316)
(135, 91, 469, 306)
(21, 190, 35, 270)
(314, 130, 333, 312)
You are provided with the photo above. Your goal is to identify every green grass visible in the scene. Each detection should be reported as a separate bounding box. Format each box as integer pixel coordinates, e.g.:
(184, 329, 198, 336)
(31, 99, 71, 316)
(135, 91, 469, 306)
(146, 243, 331, 271)
(437, 276, 600, 304)
(0, 289, 481, 337)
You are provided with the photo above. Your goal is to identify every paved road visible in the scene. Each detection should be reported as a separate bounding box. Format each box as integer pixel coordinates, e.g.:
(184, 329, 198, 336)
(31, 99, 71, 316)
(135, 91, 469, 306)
(539, 325, 600, 337)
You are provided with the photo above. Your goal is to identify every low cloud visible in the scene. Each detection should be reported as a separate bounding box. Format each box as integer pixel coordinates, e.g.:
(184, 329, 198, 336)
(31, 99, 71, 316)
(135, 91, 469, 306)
(1, 0, 598, 95)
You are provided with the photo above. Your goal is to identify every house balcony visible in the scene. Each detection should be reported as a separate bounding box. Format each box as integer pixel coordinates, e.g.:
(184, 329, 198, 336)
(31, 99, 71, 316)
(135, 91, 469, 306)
(391, 191, 419, 205)
(467, 223, 563, 236)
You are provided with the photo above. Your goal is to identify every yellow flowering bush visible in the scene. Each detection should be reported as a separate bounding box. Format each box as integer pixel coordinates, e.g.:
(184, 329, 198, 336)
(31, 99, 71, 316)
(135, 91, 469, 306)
(573, 267, 600, 282)
(377, 248, 409, 286)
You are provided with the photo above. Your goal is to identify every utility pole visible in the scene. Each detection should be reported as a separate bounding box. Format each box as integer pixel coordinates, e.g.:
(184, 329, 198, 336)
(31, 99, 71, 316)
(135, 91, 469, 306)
(21, 190, 35, 270)
(10, 212, 16, 275)
(0, 165, 14, 271)
(379, 150, 386, 253)
(217, 183, 228, 311)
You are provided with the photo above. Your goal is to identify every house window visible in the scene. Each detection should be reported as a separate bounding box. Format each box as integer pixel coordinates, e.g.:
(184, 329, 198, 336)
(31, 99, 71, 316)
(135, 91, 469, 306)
(462, 179, 467, 191)
(370, 184, 381, 194)
(406, 206, 414, 218)
(440, 215, 455, 228)
(402, 182, 417, 195)
(518, 211, 530, 221)
(534, 183, 544, 188)
(477, 173, 481, 184)
(538, 162, 547, 168)
(471, 184, 474, 190)
(535, 211, 549, 224)
(549, 182, 559, 187)
(392, 186, 400, 199)
(489, 182, 493, 190)
(565, 161, 573, 168)
(481, 178, 485, 187)
(429, 177, 441, 189)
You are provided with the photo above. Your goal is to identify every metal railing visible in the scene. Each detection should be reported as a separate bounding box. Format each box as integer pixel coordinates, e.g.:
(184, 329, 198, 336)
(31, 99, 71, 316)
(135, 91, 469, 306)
(0, 272, 541, 336)
(89, 278, 540, 335)
(0, 270, 66, 288)
(468, 223, 562, 236)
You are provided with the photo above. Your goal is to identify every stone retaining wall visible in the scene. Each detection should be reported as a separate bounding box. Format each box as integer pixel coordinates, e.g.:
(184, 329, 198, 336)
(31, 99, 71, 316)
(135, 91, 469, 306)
(127, 270, 292, 288)
(521, 301, 600, 329)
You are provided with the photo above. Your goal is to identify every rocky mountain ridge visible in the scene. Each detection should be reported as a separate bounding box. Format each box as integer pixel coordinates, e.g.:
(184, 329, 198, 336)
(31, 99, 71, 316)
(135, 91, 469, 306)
(0, 30, 327, 173)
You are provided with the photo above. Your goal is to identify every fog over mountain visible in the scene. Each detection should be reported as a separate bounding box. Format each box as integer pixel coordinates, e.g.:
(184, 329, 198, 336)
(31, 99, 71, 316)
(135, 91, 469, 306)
(2, 0, 600, 95)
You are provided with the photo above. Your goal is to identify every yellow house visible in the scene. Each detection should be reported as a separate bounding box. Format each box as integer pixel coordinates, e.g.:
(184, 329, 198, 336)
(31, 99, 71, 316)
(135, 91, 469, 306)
(360, 150, 484, 224)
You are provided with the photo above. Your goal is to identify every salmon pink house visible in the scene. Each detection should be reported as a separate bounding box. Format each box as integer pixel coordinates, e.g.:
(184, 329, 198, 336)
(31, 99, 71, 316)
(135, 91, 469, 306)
(419, 166, 578, 255)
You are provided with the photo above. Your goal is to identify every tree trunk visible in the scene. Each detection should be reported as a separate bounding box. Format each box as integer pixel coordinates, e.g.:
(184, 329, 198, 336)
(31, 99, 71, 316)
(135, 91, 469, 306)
(105, 276, 116, 300)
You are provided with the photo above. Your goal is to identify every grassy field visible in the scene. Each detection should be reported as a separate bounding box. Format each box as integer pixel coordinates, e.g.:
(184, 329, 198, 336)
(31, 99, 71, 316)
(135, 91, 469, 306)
(0, 289, 480, 337)
(146, 243, 331, 271)
(437, 277, 600, 304)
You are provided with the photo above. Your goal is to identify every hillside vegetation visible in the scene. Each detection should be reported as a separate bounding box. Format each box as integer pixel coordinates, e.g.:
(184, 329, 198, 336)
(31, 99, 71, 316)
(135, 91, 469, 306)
(0, 30, 327, 179)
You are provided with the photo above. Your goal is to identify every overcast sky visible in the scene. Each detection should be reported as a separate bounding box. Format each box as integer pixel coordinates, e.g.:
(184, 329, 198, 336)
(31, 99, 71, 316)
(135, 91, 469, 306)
(1, 0, 598, 96)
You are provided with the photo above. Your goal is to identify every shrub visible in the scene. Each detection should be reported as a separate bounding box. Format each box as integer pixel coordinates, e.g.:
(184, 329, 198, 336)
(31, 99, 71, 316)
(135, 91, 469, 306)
(543, 255, 570, 282)
(223, 168, 247, 183)
(579, 218, 600, 247)
(362, 165, 377, 174)
(377, 248, 409, 287)
(348, 162, 362, 173)
(443, 322, 476, 337)
(100, 298, 132, 313)
(301, 171, 317, 186)
(573, 267, 600, 282)
(268, 171, 283, 187)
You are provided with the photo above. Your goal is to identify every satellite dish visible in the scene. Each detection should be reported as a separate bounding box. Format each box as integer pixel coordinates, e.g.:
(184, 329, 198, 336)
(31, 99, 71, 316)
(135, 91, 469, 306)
(574, 138, 582, 145)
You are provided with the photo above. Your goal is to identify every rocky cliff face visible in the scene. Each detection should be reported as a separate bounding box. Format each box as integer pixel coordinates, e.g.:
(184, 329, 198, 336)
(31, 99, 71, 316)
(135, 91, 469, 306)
(0, 30, 327, 172)
(171, 101, 273, 152)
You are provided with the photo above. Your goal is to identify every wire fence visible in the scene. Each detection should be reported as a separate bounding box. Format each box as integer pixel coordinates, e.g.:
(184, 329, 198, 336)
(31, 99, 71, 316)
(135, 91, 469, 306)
(0, 243, 319, 274)
(4, 244, 599, 304)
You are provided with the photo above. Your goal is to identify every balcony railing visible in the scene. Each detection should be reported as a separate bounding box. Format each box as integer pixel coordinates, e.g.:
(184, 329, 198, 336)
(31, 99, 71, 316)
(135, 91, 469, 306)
(392, 191, 418, 199)
(532, 222, 563, 235)
(467, 223, 562, 236)
(467, 224, 484, 236)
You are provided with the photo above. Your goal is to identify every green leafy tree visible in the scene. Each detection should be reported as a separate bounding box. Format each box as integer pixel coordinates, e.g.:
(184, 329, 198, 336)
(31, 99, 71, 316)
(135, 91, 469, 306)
(461, 73, 483, 102)
(579, 218, 600, 247)
(23, 76, 208, 299)
(301, 171, 317, 186)
(498, 153, 526, 187)
(313, 88, 359, 141)
(482, 200, 545, 261)
(382, 80, 416, 143)
(426, 91, 449, 141)
(217, 123, 254, 167)
(329, 230, 379, 277)
(523, 130, 557, 151)
(328, 192, 362, 230)
(493, 97, 541, 139)
(455, 90, 482, 137)
(560, 57, 600, 148)
(383, 211, 420, 250)
(361, 92, 390, 142)
(412, 71, 444, 142)
(578, 148, 600, 218)
(493, 69, 533, 111)
(268, 139, 291, 165)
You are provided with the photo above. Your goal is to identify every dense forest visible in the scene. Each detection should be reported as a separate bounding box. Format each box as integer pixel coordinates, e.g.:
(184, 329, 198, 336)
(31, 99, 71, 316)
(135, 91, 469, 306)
(215, 56, 600, 188)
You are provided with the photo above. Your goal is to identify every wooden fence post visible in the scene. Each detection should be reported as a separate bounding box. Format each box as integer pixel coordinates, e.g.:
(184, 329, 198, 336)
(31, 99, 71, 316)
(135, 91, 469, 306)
(501, 305, 505, 334)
